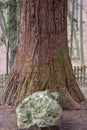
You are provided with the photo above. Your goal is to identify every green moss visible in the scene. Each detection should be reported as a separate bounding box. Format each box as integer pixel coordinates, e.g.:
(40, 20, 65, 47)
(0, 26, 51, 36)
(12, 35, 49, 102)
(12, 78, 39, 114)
(53, 71, 57, 82)
(57, 49, 66, 64)
(38, 80, 43, 91)
(26, 111, 32, 123)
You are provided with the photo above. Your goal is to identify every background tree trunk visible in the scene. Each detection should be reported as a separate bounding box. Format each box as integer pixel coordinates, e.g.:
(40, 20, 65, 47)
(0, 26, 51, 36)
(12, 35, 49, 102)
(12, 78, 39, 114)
(9, 0, 17, 70)
(3, 0, 84, 109)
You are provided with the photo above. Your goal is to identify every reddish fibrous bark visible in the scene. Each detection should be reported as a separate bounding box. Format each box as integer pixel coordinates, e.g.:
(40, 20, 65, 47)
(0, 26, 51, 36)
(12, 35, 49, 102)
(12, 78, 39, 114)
(3, 0, 84, 109)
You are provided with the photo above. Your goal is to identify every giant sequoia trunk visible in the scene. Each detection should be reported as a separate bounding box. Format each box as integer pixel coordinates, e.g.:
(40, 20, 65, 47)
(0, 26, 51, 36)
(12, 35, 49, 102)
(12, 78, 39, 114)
(3, 0, 85, 109)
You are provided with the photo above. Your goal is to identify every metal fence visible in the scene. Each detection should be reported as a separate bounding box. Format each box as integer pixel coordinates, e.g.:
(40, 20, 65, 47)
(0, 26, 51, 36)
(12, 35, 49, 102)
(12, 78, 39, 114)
(0, 74, 9, 103)
(0, 74, 9, 88)
(73, 65, 87, 84)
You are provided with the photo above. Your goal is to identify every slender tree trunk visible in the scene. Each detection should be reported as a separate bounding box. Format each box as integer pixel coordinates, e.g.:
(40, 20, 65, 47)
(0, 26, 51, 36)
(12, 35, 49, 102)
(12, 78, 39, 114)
(70, 0, 74, 58)
(3, 0, 84, 109)
(9, 0, 17, 70)
(80, 0, 84, 66)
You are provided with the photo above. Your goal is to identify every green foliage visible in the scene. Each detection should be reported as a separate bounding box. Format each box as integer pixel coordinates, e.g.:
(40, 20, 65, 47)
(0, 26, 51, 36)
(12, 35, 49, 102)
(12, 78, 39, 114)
(1, 0, 18, 9)
(0, 0, 20, 47)
(0, 1, 3, 8)
(10, 43, 17, 51)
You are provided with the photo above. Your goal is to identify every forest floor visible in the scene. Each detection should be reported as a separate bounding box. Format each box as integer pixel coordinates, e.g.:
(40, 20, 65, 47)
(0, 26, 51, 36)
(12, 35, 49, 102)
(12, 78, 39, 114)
(0, 100, 87, 130)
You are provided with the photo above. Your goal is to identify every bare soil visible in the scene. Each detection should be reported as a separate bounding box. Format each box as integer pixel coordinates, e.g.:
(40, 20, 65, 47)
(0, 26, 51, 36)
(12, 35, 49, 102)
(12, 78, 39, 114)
(0, 100, 87, 130)
(0, 105, 17, 130)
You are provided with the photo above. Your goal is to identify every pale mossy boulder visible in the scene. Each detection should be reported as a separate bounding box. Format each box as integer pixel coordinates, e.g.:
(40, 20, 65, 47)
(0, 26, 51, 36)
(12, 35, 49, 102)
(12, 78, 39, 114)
(16, 90, 62, 129)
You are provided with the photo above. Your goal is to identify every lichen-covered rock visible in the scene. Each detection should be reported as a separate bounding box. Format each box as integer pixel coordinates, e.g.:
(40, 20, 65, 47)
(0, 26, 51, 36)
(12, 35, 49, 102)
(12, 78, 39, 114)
(16, 90, 62, 129)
